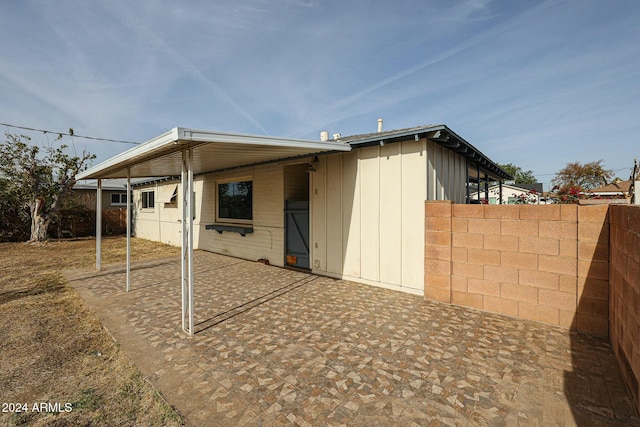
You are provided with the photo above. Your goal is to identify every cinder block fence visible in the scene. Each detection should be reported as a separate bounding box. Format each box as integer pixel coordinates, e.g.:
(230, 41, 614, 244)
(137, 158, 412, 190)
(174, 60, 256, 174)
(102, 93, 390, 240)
(424, 201, 640, 412)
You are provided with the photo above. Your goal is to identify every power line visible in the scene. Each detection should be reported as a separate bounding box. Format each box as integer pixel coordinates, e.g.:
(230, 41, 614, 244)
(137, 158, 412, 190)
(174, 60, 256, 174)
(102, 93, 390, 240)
(0, 122, 141, 145)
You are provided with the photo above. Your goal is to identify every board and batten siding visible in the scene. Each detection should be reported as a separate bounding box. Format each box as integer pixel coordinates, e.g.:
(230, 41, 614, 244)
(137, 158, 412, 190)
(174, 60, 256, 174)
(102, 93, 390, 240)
(311, 138, 467, 294)
(133, 163, 287, 267)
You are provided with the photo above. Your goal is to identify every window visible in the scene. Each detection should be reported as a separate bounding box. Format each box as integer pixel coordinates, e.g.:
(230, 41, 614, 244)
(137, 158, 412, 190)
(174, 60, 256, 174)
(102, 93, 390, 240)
(110, 193, 128, 206)
(142, 190, 155, 209)
(217, 180, 252, 222)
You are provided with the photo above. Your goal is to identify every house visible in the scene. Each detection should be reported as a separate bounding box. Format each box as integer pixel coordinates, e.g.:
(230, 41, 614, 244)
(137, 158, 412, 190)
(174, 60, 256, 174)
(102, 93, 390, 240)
(77, 124, 511, 333)
(470, 182, 545, 204)
(587, 180, 632, 199)
(72, 179, 131, 210)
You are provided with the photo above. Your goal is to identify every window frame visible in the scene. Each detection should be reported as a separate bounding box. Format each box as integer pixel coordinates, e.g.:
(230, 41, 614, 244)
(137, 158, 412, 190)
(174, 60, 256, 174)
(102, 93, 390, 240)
(110, 193, 128, 206)
(141, 190, 155, 210)
(215, 177, 253, 225)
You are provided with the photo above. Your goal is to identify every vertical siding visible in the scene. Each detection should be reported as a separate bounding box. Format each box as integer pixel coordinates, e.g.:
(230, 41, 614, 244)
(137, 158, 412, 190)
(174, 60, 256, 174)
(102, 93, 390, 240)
(341, 150, 361, 277)
(426, 141, 436, 200)
(311, 161, 327, 270)
(312, 138, 466, 294)
(401, 140, 427, 290)
(426, 140, 466, 204)
(326, 155, 343, 274)
(359, 146, 381, 282)
(379, 142, 402, 285)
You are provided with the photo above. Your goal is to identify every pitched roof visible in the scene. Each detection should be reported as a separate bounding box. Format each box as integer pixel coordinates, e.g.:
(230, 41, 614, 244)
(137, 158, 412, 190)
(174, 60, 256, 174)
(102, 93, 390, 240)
(338, 124, 512, 181)
(590, 180, 631, 193)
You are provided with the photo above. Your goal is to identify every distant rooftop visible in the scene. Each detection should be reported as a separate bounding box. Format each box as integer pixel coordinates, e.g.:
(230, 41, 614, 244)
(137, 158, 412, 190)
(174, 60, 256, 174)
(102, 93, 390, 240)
(590, 180, 631, 194)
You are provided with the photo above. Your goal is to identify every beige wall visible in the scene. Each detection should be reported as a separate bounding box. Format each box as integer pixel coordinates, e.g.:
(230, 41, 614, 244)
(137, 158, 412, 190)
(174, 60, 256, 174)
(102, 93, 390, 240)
(134, 181, 181, 246)
(133, 138, 470, 295)
(133, 162, 292, 266)
(311, 138, 468, 294)
(197, 164, 286, 265)
(609, 205, 640, 411)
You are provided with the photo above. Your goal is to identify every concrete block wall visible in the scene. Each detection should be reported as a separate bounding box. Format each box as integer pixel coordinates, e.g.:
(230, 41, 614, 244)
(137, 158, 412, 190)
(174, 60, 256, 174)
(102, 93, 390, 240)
(576, 205, 610, 336)
(609, 205, 640, 411)
(424, 201, 610, 336)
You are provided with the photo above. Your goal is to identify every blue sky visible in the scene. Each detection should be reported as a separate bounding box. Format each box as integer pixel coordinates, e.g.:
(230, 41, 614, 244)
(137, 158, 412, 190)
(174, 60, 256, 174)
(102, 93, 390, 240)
(1, 0, 639, 189)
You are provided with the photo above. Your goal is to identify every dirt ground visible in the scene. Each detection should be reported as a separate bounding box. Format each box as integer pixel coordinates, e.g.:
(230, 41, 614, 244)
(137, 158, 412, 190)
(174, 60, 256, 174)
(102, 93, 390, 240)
(0, 237, 184, 426)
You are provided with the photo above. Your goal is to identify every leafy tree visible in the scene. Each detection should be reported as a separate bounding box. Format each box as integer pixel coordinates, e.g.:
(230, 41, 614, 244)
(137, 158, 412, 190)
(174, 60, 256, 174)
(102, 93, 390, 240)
(551, 160, 613, 194)
(0, 177, 30, 241)
(0, 133, 95, 242)
(499, 163, 537, 184)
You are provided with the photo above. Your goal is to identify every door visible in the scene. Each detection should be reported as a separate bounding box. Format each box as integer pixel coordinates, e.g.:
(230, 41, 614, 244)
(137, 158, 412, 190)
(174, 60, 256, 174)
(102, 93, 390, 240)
(285, 200, 310, 269)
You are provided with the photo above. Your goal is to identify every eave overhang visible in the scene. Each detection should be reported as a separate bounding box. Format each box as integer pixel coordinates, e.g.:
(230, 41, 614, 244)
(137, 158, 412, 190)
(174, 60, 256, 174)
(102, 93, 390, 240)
(341, 124, 512, 181)
(77, 127, 352, 180)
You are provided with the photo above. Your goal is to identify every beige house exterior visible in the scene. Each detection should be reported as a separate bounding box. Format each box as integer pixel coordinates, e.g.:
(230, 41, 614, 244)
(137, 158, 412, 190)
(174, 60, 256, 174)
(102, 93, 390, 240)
(130, 125, 509, 296)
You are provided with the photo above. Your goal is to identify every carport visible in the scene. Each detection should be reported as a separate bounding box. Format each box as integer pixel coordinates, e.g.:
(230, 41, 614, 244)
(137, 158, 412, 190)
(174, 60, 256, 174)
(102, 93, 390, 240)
(76, 127, 351, 335)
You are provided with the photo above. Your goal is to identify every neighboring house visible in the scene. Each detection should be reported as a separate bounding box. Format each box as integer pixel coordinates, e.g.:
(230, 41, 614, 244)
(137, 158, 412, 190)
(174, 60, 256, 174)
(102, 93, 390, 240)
(470, 182, 545, 204)
(586, 180, 632, 199)
(71, 179, 131, 210)
(78, 124, 511, 296)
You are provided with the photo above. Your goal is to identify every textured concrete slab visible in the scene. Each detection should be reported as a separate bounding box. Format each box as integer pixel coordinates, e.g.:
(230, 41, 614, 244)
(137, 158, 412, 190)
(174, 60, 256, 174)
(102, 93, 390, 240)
(65, 251, 639, 426)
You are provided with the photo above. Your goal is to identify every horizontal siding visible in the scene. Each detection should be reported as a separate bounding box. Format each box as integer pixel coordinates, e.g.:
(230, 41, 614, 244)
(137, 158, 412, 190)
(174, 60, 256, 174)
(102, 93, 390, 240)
(133, 164, 286, 266)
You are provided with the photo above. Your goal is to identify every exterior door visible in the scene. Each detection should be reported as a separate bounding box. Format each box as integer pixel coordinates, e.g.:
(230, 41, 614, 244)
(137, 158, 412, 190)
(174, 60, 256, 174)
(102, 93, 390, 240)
(285, 200, 310, 269)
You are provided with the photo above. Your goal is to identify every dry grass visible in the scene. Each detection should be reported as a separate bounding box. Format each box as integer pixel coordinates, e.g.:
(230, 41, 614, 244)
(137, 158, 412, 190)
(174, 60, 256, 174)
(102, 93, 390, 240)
(0, 237, 184, 426)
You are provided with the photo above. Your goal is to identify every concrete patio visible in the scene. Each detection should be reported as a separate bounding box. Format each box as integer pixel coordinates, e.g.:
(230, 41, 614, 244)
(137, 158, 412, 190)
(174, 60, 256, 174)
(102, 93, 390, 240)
(65, 251, 639, 426)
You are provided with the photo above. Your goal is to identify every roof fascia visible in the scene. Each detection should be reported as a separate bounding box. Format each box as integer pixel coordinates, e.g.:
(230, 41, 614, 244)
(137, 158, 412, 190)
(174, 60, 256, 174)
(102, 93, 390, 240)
(176, 128, 350, 151)
(346, 124, 512, 181)
(345, 125, 445, 147)
(77, 128, 180, 180)
(78, 127, 350, 180)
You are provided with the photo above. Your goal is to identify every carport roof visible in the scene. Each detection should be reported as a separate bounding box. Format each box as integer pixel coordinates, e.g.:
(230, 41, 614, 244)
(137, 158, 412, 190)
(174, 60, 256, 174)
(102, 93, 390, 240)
(77, 127, 351, 180)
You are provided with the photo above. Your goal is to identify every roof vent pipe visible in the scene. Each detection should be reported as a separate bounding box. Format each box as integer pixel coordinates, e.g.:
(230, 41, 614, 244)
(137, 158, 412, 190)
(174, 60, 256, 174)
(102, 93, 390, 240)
(320, 130, 329, 142)
(377, 118, 383, 133)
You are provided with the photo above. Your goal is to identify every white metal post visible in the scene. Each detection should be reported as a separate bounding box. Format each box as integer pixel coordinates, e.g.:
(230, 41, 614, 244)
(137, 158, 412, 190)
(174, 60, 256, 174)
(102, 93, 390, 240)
(181, 151, 187, 332)
(126, 169, 131, 292)
(180, 148, 195, 336)
(188, 148, 194, 336)
(96, 178, 102, 271)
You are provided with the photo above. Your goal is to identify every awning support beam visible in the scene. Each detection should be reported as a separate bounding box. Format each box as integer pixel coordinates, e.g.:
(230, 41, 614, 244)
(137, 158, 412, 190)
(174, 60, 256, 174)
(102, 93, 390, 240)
(181, 148, 195, 336)
(126, 169, 131, 291)
(96, 178, 102, 271)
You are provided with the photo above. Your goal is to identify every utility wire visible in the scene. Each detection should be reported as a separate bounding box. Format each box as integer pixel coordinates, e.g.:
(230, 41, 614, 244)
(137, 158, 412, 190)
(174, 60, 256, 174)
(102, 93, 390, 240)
(0, 122, 141, 145)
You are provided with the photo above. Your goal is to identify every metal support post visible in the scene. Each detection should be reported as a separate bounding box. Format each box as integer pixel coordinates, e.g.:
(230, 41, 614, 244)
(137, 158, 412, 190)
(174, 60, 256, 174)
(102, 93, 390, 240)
(181, 148, 195, 336)
(126, 169, 131, 291)
(96, 178, 102, 271)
